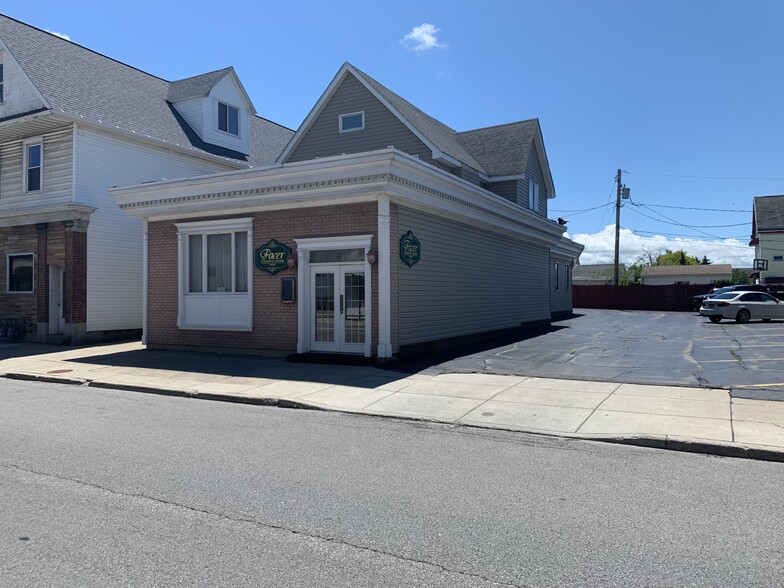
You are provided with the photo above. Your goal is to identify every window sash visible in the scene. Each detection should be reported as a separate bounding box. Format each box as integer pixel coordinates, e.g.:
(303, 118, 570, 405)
(8, 254, 34, 293)
(339, 111, 365, 133)
(25, 143, 42, 192)
(186, 231, 248, 294)
(529, 179, 539, 212)
(218, 102, 239, 136)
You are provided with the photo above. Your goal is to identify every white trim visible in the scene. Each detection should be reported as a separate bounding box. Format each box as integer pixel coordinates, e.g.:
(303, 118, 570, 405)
(6, 252, 35, 294)
(175, 217, 253, 330)
(294, 234, 374, 356)
(480, 173, 525, 183)
(377, 196, 392, 358)
(142, 219, 149, 345)
(23, 136, 43, 193)
(339, 111, 365, 133)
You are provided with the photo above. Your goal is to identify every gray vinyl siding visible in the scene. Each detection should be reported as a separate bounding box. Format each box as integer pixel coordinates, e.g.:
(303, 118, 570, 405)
(0, 126, 73, 208)
(522, 145, 547, 216)
(459, 165, 482, 187)
(483, 179, 517, 204)
(398, 207, 550, 346)
(550, 254, 572, 317)
(286, 74, 433, 164)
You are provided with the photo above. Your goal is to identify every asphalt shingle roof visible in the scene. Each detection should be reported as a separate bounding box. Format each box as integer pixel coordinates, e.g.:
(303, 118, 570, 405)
(350, 64, 538, 178)
(754, 195, 784, 232)
(0, 14, 292, 166)
(166, 68, 233, 102)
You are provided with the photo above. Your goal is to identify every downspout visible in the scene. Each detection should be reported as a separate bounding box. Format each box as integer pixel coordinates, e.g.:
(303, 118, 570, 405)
(142, 219, 148, 345)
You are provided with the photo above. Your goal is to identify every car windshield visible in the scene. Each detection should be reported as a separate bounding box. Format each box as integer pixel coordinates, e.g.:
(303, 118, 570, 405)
(712, 292, 742, 300)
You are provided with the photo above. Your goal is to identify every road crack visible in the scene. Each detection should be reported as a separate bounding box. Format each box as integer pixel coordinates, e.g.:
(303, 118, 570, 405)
(1, 461, 531, 588)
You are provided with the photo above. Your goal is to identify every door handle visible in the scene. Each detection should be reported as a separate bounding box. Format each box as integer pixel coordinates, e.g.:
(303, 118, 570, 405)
(340, 295, 344, 315)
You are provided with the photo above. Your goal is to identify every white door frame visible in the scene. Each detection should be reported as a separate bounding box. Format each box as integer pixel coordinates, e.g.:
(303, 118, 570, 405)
(310, 264, 367, 354)
(295, 235, 373, 356)
(48, 265, 65, 335)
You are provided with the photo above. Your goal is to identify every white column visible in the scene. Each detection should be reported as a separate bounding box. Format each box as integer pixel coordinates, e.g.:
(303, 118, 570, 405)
(296, 247, 306, 354)
(176, 231, 183, 329)
(142, 219, 149, 345)
(377, 195, 392, 357)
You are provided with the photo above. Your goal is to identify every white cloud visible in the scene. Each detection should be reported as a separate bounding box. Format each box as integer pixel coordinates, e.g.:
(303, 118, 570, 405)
(570, 225, 754, 268)
(402, 23, 446, 52)
(46, 29, 71, 41)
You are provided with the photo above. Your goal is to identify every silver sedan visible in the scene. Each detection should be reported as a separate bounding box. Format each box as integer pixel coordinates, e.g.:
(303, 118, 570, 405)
(700, 291, 784, 323)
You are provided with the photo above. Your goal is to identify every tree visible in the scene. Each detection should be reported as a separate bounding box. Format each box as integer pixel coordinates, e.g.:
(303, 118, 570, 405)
(654, 249, 700, 266)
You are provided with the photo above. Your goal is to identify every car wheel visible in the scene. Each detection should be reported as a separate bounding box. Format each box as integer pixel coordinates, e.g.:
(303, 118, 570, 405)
(736, 309, 751, 324)
(709, 316, 721, 323)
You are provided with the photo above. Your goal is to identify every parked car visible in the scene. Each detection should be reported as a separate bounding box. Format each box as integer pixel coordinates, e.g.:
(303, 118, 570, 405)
(690, 284, 769, 311)
(699, 291, 784, 323)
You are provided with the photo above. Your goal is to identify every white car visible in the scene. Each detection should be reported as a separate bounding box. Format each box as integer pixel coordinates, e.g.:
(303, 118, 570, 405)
(700, 291, 784, 323)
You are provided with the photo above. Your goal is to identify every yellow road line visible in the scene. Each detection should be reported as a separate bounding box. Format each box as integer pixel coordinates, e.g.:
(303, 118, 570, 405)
(704, 344, 784, 349)
(742, 382, 784, 387)
(701, 358, 784, 363)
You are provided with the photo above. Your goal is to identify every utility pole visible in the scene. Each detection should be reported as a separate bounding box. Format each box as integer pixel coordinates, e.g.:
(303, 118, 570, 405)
(613, 168, 621, 286)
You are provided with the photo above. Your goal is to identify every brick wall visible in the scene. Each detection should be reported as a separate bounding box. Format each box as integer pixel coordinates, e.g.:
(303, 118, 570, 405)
(0, 224, 39, 325)
(147, 203, 380, 354)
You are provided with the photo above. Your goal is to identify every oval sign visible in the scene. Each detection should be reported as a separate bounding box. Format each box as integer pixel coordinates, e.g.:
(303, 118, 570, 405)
(255, 239, 291, 275)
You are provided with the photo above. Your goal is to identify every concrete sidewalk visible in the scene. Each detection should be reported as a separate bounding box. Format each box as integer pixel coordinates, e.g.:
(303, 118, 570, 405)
(2, 341, 783, 461)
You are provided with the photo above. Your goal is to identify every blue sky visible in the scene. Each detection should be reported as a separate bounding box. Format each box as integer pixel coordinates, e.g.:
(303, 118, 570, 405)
(6, 0, 783, 267)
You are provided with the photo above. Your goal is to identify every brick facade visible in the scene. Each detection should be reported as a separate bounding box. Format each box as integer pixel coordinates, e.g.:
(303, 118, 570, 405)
(147, 203, 380, 354)
(0, 220, 87, 341)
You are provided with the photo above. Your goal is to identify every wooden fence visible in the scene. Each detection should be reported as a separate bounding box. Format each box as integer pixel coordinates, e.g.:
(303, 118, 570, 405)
(572, 284, 711, 312)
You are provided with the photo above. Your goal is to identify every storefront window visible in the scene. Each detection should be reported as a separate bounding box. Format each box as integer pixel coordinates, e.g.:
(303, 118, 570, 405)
(8, 254, 34, 293)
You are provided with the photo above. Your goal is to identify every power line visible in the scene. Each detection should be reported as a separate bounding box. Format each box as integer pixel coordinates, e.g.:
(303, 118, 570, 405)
(627, 171, 784, 181)
(549, 203, 612, 215)
(635, 203, 752, 213)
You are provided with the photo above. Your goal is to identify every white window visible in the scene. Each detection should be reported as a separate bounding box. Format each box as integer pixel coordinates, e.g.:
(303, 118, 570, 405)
(7, 253, 34, 293)
(218, 102, 239, 136)
(339, 111, 365, 133)
(176, 218, 253, 330)
(24, 139, 42, 192)
(528, 179, 539, 213)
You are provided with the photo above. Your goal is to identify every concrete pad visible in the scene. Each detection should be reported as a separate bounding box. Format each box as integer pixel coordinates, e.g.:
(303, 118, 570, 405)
(732, 399, 784, 424)
(93, 374, 163, 386)
(515, 377, 621, 394)
(460, 400, 593, 433)
(341, 374, 415, 391)
(598, 394, 730, 419)
(137, 378, 208, 392)
(365, 392, 484, 422)
(429, 373, 526, 387)
(493, 386, 610, 409)
(298, 386, 394, 410)
(614, 383, 728, 402)
(733, 421, 784, 447)
(244, 380, 334, 398)
(397, 379, 511, 400)
(578, 411, 733, 441)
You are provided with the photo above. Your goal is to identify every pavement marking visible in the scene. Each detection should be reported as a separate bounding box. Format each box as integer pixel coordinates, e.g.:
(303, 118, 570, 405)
(741, 382, 784, 387)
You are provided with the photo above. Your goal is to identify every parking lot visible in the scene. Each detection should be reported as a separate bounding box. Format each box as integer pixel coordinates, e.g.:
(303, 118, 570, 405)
(400, 309, 784, 398)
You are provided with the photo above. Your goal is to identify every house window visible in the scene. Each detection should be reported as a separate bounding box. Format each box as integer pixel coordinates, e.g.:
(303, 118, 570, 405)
(554, 262, 560, 291)
(218, 102, 239, 136)
(339, 111, 365, 133)
(529, 179, 539, 212)
(24, 140, 42, 192)
(774, 256, 783, 261)
(566, 265, 571, 290)
(177, 218, 253, 330)
(0, 61, 4, 102)
(187, 231, 248, 293)
(7, 253, 34, 293)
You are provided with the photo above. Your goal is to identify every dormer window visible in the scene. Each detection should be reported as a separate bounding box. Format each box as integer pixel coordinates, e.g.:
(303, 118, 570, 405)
(0, 61, 4, 102)
(339, 111, 365, 133)
(218, 102, 239, 136)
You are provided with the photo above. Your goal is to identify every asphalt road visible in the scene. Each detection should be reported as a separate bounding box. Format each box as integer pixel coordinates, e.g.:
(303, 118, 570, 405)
(2, 379, 783, 587)
(395, 309, 784, 397)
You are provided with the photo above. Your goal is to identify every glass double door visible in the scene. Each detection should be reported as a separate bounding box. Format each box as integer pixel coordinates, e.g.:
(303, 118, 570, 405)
(311, 264, 366, 353)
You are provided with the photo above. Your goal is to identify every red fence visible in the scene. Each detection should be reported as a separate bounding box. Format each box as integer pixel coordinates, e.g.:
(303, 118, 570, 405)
(573, 284, 710, 312)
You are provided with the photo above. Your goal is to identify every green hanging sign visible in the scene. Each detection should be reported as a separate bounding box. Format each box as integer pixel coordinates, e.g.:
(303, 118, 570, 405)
(255, 239, 291, 275)
(399, 231, 421, 267)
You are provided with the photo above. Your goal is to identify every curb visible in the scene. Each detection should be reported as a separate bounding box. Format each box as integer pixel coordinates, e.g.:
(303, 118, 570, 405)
(4, 372, 783, 463)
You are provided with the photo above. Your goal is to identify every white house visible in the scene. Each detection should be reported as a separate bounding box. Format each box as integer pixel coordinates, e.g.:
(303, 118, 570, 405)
(0, 13, 292, 342)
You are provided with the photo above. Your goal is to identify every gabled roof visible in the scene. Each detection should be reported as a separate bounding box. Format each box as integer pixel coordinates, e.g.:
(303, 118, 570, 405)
(166, 67, 233, 102)
(278, 62, 551, 188)
(753, 195, 784, 233)
(0, 13, 284, 165)
(640, 264, 732, 277)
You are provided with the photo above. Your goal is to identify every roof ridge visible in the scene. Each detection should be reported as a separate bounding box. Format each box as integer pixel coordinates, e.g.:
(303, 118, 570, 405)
(252, 113, 295, 132)
(456, 118, 539, 136)
(169, 66, 233, 84)
(0, 12, 168, 83)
